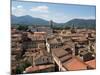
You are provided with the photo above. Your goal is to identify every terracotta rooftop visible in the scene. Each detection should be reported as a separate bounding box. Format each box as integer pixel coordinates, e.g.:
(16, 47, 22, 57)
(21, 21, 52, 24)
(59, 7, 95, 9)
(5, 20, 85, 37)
(25, 64, 54, 73)
(85, 59, 96, 69)
(27, 32, 47, 41)
(60, 54, 72, 63)
(71, 33, 84, 37)
(12, 34, 22, 37)
(63, 43, 74, 49)
(52, 47, 69, 58)
(26, 48, 41, 52)
(63, 57, 87, 71)
(71, 37, 87, 42)
(48, 38, 62, 44)
(34, 32, 46, 36)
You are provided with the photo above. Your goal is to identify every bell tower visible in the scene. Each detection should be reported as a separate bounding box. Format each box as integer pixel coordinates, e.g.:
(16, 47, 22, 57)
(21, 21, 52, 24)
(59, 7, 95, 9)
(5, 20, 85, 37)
(49, 20, 53, 29)
(71, 24, 76, 33)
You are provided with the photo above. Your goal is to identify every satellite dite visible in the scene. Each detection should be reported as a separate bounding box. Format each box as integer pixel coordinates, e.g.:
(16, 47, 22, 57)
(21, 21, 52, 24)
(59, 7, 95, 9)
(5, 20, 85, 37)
(11, 0, 96, 74)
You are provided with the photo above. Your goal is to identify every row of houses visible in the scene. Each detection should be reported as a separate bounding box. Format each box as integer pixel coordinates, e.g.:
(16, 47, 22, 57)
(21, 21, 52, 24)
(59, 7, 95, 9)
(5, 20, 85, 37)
(45, 28, 96, 71)
(11, 27, 54, 74)
(11, 25, 96, 74)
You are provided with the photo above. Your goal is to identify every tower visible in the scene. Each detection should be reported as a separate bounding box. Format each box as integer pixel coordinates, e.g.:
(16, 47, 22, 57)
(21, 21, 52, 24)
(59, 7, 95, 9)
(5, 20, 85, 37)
(71, 24, 76, 33)
(75, 43, 79, 56)
(49, 20, 53, 29)
(46, 38, 51, 53)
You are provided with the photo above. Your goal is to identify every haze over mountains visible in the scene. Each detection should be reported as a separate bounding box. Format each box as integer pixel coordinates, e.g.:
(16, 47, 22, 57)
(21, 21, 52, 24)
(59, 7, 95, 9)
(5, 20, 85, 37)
(11, 15, 96, 29)
(11, 15, 49, 25)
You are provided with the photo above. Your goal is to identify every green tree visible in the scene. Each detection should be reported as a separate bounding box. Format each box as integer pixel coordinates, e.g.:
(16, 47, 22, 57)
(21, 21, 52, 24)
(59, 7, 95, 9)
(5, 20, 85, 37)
(16, 65, 24, 74)
(16, 61, 31, 74)
(17, 25, 28, 31)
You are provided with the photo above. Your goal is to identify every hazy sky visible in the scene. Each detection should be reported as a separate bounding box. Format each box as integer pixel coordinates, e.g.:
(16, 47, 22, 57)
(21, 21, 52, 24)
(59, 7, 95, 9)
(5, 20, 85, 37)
(12, 0, 96, 23)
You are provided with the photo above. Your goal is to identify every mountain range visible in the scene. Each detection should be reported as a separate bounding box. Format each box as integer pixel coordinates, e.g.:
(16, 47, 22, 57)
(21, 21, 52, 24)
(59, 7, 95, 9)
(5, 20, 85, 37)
(11, 15, 49, 25)
(11, 15, 96, 29)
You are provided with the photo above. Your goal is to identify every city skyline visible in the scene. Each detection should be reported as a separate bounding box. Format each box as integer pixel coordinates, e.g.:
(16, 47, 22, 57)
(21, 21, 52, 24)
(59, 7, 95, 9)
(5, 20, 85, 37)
(11, 1, 96, 74)
(12, 1, 96, 23)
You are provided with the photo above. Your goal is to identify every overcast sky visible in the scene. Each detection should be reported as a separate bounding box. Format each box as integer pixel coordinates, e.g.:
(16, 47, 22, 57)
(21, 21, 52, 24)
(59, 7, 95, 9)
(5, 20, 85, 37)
(12, 0, 96, 23)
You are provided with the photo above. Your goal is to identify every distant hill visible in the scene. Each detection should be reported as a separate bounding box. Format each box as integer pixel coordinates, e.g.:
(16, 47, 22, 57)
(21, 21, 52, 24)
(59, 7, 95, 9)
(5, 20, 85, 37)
(64, 19, 96, 29)
(11, 15, 49, 25)
(11, 15, 96, 29)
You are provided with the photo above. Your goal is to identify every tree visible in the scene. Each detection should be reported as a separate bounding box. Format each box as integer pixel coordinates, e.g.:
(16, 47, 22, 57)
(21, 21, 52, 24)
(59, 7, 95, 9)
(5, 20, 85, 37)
(23, 61, 31, 69)
(17, 25, 28, 31)
(16, 65, 24, 74)
(16, 61, 31, 74)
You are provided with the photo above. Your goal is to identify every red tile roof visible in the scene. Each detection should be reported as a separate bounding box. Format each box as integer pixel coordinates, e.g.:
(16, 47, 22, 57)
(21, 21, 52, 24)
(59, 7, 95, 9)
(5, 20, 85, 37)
(34, 32, 47, 35)
(25, 64, 54, 73)
(63, 57, 87, 71)
(85, 59, 96, 69)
